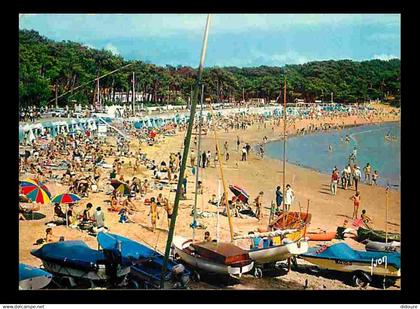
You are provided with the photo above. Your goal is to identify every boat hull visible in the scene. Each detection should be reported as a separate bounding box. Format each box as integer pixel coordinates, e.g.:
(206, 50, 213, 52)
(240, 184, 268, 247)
(41, 260, 130, 281)
(19, 277, 52, 290)
(365, 240, 401, 253)
(248, 240, 308, 265)
(300, 256, 400, 278)
(307, 231, 336, 241)
(173, 237, 254, 276)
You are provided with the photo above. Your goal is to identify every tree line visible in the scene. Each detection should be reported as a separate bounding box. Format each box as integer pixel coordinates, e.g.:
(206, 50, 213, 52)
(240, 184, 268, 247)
(19, 29, 401, 108)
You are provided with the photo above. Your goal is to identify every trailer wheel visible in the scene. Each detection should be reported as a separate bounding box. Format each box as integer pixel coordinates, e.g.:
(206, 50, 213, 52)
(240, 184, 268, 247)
(254, 267, 263, 279)
(291, 256, 298, 270)
(382, 277, 397, 289)
(352, 272, 371, 288)
(127, 279, 140, 289)
(192, 271, 201, 282)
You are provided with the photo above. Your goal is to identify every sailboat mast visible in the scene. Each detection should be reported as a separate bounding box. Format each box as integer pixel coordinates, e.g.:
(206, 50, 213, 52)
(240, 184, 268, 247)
(385, 186, 389, 243)
(132, 72, 135, 113)
(216, 178, 221, 242)
(282, 78, 287, 212)
(160, 14, 212, 289)
(192, 84, 205, 242)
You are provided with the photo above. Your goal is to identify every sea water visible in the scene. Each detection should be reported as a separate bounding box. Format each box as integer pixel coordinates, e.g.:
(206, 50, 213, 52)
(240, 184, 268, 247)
(265, 122, 400, 189)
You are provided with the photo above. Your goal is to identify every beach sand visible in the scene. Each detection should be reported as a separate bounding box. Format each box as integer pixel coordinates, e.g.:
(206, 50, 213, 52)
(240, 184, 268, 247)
(19, 104, 400, 290)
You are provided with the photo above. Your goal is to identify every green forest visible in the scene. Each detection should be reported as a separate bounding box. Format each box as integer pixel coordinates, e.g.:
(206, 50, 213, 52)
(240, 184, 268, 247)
(19, 29, 401, 108)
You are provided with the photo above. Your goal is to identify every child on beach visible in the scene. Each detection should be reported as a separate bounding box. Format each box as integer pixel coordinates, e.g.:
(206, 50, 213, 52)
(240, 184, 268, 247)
(350, 191, 361, 219)
(372, 170, 379, 185)
(360, 209, 373, 229)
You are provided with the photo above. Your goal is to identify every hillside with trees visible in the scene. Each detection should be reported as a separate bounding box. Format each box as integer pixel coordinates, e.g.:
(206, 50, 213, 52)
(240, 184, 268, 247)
(19, 29, 401, 108)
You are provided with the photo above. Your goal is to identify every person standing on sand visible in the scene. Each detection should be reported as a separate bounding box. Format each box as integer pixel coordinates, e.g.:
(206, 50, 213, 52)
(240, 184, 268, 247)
(363, 163, 371, 185)
(254, 191, 264, 221)
(284, 184, 294, 212)
(241, 146, 247, 161)
(190, 149, 196, 168)
(246, 143, 251, 156)
(206, 151, 211, 167)
(224, 141, 228, 154)
(350, 191, 361, 219)
(163, 197, 173, 229)
(236, 136, 240, 151)
(148, 197, 159, 232)
(275, 186, 283, 211)
(353, 165, 362, 192)
(372, 170, 379, 185)
(331, 169, 339, 195)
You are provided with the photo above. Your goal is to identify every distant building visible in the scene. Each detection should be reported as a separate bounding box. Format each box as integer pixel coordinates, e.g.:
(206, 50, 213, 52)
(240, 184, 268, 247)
(249, 98, 265, 104)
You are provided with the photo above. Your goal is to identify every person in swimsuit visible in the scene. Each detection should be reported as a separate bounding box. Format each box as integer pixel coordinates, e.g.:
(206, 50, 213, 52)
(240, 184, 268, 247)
(350, 191, 361, 219)
(254, 191, 264, 221)
(148, 197, 159, 232)
(163, 197, 173, 229)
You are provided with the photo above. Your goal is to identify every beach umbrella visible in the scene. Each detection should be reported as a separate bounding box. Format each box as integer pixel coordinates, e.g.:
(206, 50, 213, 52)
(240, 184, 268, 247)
(51, 193, 82, 228)
(229, 184, 250, 204)
(110, 179, 130, 196)
(20, 178, 51, 204)
(51, 193, 81, 204)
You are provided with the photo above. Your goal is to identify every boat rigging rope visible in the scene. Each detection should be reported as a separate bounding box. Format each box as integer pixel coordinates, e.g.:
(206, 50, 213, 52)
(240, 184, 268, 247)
(206, 100, 235, 242)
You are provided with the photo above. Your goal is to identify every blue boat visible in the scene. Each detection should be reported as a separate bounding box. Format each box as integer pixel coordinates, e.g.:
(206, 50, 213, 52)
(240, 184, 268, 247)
(97, 232, 190, 289)
(299, 242, 400, 287)
(31, 240, 131, 288)
(19, 263, 52, 290)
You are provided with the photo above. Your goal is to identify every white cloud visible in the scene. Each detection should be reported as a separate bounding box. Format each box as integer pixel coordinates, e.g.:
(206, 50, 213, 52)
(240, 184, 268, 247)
(251, 50, 310, 66)
(104, 43, 119, 55)
(373, 54, 399, 61)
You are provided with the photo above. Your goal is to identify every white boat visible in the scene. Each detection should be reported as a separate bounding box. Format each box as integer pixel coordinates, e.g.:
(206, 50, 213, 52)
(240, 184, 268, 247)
(247, 239, 309, 265)
(172, 236, 254, 277)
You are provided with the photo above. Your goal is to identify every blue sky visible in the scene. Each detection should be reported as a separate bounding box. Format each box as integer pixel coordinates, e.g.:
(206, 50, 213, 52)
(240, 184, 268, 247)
(19, 14, 400, 67)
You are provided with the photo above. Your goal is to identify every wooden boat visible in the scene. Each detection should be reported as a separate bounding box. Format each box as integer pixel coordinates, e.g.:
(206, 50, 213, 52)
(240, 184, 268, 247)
(306, 231, 336, 241)
(172, 236, 254, 277)
(269, 211, 312, 242)
(299, 242, 400, 287)
(234, 229, 308, 267)
(365, 240, 400, 253)
(248, 239, 308, 265)
(357, 227, 400, 243)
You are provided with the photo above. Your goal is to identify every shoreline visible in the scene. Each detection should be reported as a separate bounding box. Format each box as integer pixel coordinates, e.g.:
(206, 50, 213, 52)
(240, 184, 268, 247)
(257, 120, 400, 191)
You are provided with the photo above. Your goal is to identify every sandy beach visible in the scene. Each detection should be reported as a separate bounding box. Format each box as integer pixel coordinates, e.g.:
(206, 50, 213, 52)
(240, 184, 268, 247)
(19, 103, 400, 290)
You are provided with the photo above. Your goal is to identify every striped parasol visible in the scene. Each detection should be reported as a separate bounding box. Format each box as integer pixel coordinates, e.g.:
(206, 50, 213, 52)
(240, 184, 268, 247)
(51, 193, 81, 204)
(229, 184, 250, 204)
(19, 178, 51, 204)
